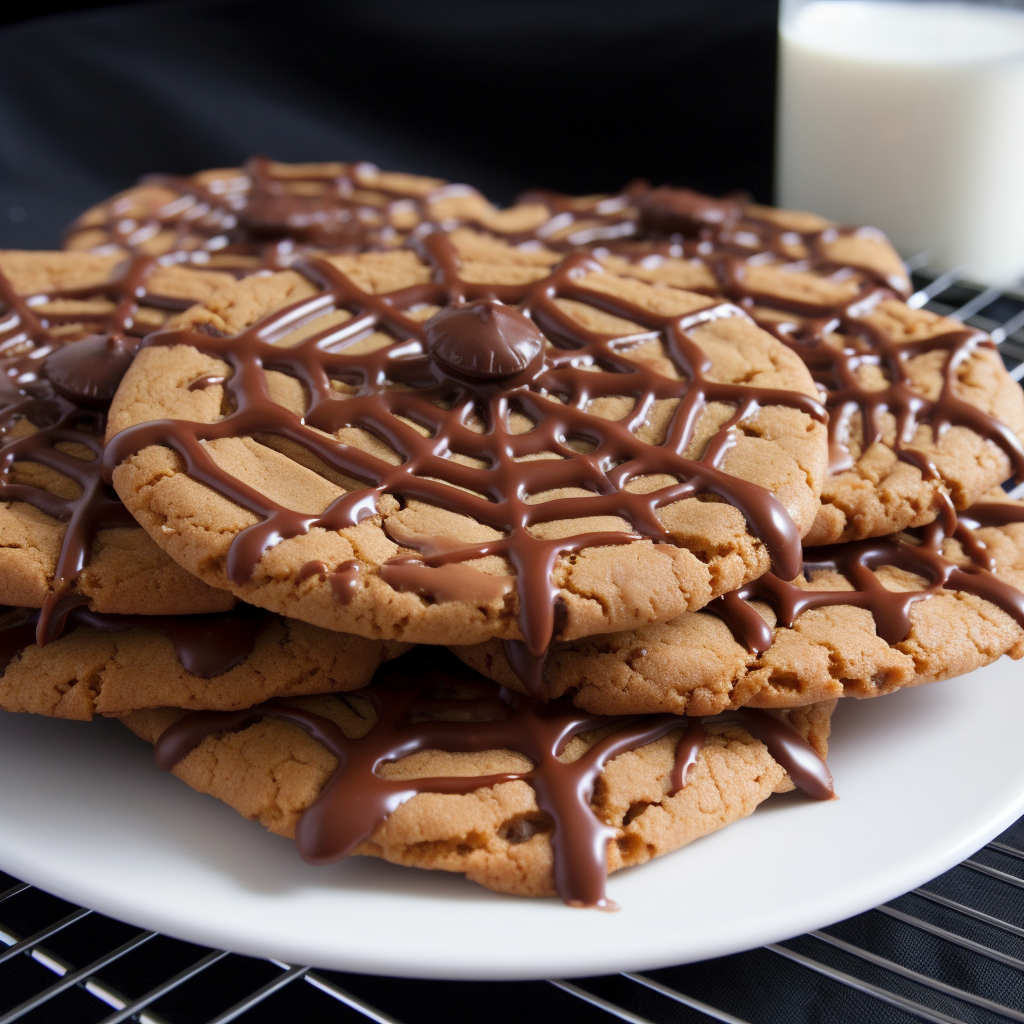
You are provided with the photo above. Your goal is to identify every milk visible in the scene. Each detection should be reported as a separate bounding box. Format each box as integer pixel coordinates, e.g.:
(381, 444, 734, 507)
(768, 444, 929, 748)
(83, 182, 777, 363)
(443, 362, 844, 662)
(777, 0, 1024, 284)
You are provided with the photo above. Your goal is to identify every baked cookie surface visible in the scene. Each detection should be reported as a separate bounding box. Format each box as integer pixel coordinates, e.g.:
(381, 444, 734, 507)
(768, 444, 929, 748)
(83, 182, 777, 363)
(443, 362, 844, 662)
(121, 648, 835, 905)
(473, 184, 1024, 543)
(63, 158, 472, 262)
(75, 162, 1022, 546)
(63, 158, 589, 266)
(104, 229, 829, 655)
(0, 603, 407, 720)
(0, 251, 242, 632)
(453, 495, 1024, 714)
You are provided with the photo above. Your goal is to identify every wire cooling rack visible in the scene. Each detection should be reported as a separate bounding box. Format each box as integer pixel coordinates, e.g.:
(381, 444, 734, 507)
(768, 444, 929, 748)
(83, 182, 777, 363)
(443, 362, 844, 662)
(3, 266, 1024, 1024)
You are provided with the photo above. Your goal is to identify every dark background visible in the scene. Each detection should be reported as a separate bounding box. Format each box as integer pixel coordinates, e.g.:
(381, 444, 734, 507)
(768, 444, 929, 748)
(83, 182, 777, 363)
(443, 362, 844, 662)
(0, 0, 779, 249)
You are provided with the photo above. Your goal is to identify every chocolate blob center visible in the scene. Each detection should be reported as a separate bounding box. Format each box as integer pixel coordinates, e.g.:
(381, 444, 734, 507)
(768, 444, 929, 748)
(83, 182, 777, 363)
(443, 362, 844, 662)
(637, 186, 743, 237)
(425, 299, 544, 382)
(42, 333, 139, 406)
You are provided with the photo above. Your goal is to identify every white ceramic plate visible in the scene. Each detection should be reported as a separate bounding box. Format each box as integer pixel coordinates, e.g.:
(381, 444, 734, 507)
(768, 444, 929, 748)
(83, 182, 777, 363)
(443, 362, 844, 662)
(1, 659, 1022, 981)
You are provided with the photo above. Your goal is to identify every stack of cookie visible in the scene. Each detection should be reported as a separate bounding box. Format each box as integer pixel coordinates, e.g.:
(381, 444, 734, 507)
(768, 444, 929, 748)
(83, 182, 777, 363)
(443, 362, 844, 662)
(1, 161, 1021, 908)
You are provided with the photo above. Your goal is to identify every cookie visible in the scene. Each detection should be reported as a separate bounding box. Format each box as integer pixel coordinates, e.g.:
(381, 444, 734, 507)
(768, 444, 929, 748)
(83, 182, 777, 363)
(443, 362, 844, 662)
(0, 603, 407, 720)
(120, 648, 835, 906)
(454, 495, 1024, 713)
(502, 182, 912, 296)
(104, 228, 829, 668)
(77, 163, 1007, 547)
(603, 250, 1024, 545)
(63, 158, 467, 263)
(0, 251, 244, 637)
(63, 158, 582, 267)
(481, 184, 1024, 543)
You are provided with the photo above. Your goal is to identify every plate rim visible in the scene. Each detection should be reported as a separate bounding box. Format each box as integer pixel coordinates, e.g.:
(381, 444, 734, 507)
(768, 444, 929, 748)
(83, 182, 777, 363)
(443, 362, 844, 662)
(1, 660, 1022, 981)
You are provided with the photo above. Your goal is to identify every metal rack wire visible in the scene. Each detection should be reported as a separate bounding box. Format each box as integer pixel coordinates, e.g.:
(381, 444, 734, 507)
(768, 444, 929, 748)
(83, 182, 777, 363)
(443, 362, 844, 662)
(3, 267, 1024, 1024)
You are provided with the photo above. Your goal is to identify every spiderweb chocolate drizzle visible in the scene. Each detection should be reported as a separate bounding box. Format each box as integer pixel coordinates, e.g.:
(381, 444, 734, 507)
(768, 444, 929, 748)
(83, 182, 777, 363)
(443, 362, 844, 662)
(537, 188, 1024, 486)
(955, 501, 1024, 570)
(65, 175, 238, 260)
(153, 649, 832, 907)
(66, 157, 455, 264)
(237, 157, 440, 251)
(0, 257, 201, 643)
(0, 601, 265, 677)
(71, 163, 1024, 510)
(79, 163, 980, 486)
(507, 182, 910, 294)
(482, 186, 1024, 487)
(103, 232, 825, 681)
(713, 269, 1024, 485)
(708, 501, 1024, 656)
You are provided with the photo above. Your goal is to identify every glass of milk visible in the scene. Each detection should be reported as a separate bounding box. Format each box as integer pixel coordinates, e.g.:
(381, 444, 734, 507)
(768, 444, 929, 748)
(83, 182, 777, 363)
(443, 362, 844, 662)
(777, 0, 1024, 284)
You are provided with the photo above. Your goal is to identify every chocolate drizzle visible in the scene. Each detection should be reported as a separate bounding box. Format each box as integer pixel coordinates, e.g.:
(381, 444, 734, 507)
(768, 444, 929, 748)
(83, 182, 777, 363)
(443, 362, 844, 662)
(73, 164, 1024, 492)
(513, 182, 911, 294)
(65, 157, 454, 262)
(76, 163, 1021, 521)
(709, 499, 1024, 656)
(297, 558, 363, 604)
(0, 601, 265, 677)
(152, 649, 833, 907)
(0, 256, 202, 642)
(509, 184, 1024, 489)
(236, 158, 427, 250)
(103, 232, 825, 668)
(722, 279, 1024, 487)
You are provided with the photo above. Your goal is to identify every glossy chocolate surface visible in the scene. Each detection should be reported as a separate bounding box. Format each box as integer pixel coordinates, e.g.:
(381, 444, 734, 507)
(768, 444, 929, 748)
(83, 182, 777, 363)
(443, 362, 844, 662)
(709, 498, 1024, 655)
(43, 333, 140, 406)
(154, 649, 832, 907)
(103, 233, 824, 671)
(425, 299, 545, 382)
(0, 255, 196, 642)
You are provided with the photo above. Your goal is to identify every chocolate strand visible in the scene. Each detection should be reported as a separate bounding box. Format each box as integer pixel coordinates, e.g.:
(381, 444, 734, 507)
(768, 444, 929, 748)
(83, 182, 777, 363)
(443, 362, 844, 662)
(66, 159, 459, 262)
(0, 256, 210, 642)
(153, 650, 832, 907)
(708, 500, 1024, 656)
(670, 719, 705, 793)
(730, 709, 834, 800)
(103, 234, 825, 672)
(495, 184, 1024, 487)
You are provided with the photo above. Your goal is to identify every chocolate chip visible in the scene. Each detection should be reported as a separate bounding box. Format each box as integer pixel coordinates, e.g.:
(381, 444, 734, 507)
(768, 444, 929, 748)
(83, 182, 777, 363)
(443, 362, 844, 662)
(637, 186, 742, 237)
(42, 333, 139, 407)
(425, 300, 544, 382)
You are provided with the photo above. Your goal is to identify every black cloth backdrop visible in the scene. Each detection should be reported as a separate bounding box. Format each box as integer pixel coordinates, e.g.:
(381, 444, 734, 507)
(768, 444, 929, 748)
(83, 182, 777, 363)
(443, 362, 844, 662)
(0, 0, 779, 248)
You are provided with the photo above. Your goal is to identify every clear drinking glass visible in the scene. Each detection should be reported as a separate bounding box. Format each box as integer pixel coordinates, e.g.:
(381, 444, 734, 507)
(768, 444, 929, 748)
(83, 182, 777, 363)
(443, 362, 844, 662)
(776, 0, 1024, 283)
